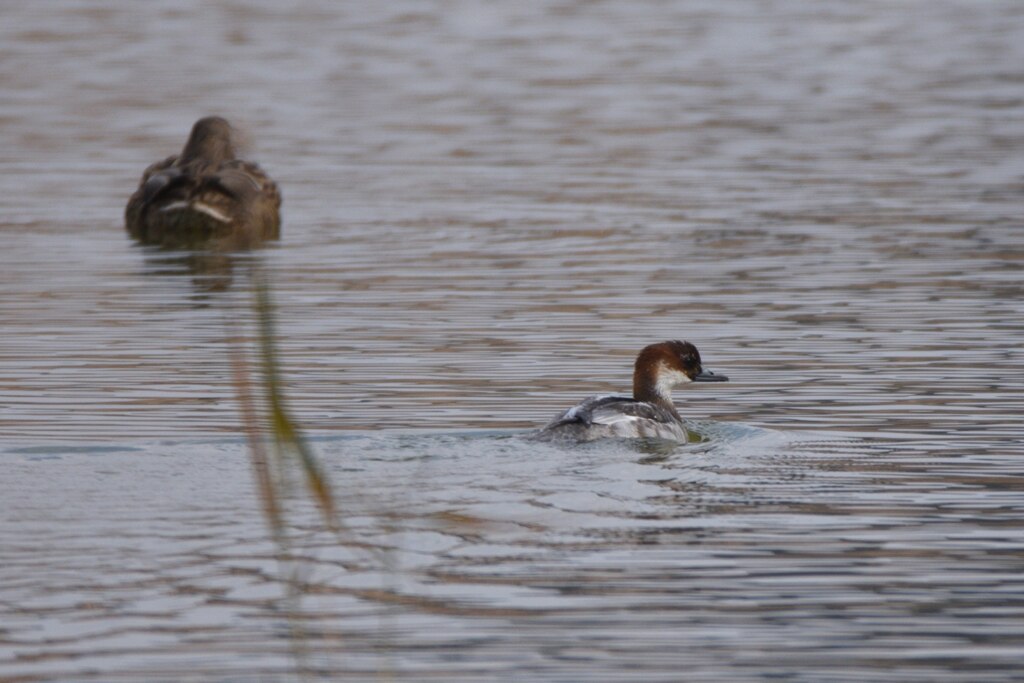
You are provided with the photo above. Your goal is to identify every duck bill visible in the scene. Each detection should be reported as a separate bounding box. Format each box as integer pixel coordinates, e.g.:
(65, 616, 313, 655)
(693, 368, 728, 382)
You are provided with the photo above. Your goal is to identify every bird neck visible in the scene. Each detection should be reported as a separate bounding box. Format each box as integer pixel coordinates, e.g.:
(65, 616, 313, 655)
(633, 362, 680, 419)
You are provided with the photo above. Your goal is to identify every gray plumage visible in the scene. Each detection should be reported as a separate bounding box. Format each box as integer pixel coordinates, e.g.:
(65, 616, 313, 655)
(536, 394, 689, 442)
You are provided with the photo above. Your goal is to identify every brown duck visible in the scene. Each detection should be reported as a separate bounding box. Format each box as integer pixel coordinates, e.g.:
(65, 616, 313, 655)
(125, 117, 281, 249)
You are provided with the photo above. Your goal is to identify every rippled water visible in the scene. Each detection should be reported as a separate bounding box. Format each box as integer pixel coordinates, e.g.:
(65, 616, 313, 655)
(2, 1, 1023, 681)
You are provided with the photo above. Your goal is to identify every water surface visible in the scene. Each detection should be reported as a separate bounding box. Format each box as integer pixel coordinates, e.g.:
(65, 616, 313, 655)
(1, 1, 1023, 680)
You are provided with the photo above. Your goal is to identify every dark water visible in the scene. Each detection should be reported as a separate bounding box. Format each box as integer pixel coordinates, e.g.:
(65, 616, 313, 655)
(2, 1, 1023, 681)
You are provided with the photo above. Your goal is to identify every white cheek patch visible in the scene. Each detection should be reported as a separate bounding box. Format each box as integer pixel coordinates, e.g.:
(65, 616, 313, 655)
(655, 362, 690, 398)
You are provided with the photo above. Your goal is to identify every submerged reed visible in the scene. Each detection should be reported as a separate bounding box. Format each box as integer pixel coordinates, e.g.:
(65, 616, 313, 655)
(225, 263, 339, 676)
(227, 267, 336, 537)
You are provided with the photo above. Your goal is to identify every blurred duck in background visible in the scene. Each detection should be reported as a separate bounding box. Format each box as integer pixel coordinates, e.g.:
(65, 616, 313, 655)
(125, 116, 281, 249)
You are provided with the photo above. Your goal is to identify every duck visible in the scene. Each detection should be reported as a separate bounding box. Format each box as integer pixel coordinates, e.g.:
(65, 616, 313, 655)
(125, 116, 281, 249)
(535, 340, 728, 442)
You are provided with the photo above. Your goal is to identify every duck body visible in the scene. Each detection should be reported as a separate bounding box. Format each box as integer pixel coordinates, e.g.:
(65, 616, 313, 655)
(125, 117, 281, 249)
(535, 340, 728, 443)
(538, 394, 690, 442)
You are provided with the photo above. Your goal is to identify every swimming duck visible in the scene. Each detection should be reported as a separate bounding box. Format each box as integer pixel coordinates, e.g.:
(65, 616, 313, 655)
(535, 340, 728, 442)
(125, 116, 281, 249)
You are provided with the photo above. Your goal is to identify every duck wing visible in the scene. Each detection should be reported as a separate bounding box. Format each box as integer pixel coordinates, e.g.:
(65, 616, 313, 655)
(125, 155, 281, 245)
(200, 161, 281, 239)
(546, 395, 675, 429)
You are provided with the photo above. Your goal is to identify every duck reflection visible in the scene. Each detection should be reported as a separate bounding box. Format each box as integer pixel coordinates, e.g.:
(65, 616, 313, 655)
(137, 247, 242, 295)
